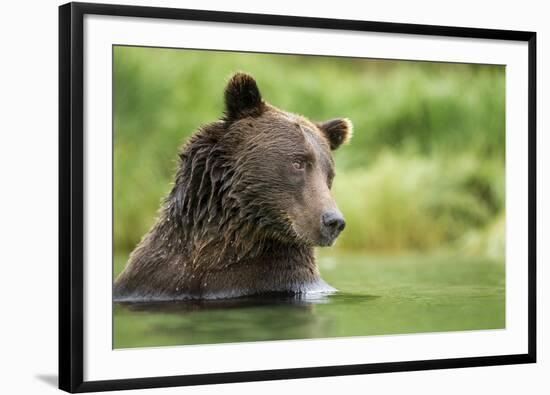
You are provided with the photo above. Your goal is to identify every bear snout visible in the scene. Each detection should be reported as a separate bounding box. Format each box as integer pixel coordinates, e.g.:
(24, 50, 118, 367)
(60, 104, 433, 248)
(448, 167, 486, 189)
(319, 211, 346, 246)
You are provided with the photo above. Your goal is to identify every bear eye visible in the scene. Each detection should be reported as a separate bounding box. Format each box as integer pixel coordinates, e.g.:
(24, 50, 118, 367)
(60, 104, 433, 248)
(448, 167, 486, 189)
(292, 160, 306, 171)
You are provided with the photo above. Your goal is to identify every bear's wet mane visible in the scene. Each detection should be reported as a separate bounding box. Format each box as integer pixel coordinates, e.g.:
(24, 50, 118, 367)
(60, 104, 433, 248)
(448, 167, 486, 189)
(156, 120, 299, 269)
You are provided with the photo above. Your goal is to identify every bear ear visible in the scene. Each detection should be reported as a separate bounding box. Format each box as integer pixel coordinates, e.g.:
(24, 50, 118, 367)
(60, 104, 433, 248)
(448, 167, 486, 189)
(318, 118, 353, 150)
(224, 73, 264, 120)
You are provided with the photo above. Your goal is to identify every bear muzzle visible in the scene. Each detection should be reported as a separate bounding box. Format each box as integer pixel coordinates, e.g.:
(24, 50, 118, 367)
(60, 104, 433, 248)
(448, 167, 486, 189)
(319, 211, 346, 246)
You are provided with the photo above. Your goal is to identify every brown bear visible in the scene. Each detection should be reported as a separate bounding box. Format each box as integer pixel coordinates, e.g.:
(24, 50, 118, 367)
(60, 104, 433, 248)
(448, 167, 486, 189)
(114, 73, 352, 300)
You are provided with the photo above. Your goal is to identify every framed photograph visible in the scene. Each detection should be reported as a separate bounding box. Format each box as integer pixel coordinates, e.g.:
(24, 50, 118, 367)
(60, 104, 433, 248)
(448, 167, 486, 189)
(59, 2, 536, 392)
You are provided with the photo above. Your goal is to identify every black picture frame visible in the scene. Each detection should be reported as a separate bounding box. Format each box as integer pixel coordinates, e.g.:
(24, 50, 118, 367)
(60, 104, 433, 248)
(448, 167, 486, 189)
(59, 2, 537, 393)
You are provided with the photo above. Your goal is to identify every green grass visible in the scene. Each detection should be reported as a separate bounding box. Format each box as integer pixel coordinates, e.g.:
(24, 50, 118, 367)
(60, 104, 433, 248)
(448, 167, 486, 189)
(114, 46, 505, 258)
(332, 152, 504, 254)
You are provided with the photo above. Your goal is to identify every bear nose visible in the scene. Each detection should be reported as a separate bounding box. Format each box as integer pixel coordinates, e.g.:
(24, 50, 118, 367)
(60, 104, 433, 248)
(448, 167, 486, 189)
(321, 211, 346, 234)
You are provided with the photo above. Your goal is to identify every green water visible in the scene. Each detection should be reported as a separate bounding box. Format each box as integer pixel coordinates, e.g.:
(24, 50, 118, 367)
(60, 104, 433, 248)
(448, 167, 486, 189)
(113, 253, 505, 349)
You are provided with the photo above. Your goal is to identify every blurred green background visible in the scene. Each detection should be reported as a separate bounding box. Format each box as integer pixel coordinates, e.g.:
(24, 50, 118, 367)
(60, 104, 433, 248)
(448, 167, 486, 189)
(113, 46, 505, 348)
(114, 46, 505, 263)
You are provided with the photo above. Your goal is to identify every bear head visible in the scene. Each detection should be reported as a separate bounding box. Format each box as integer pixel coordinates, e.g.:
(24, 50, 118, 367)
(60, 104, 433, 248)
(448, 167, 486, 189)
(214, 72, 352, 248)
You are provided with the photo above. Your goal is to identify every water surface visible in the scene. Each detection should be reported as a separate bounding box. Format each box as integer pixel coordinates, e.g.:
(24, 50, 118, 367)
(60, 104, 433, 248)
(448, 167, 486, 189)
(113, 253, 504, 348)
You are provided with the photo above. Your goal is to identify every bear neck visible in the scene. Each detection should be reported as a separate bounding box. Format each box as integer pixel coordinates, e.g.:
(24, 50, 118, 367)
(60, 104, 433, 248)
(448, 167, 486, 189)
(155, 208, 316, 271)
